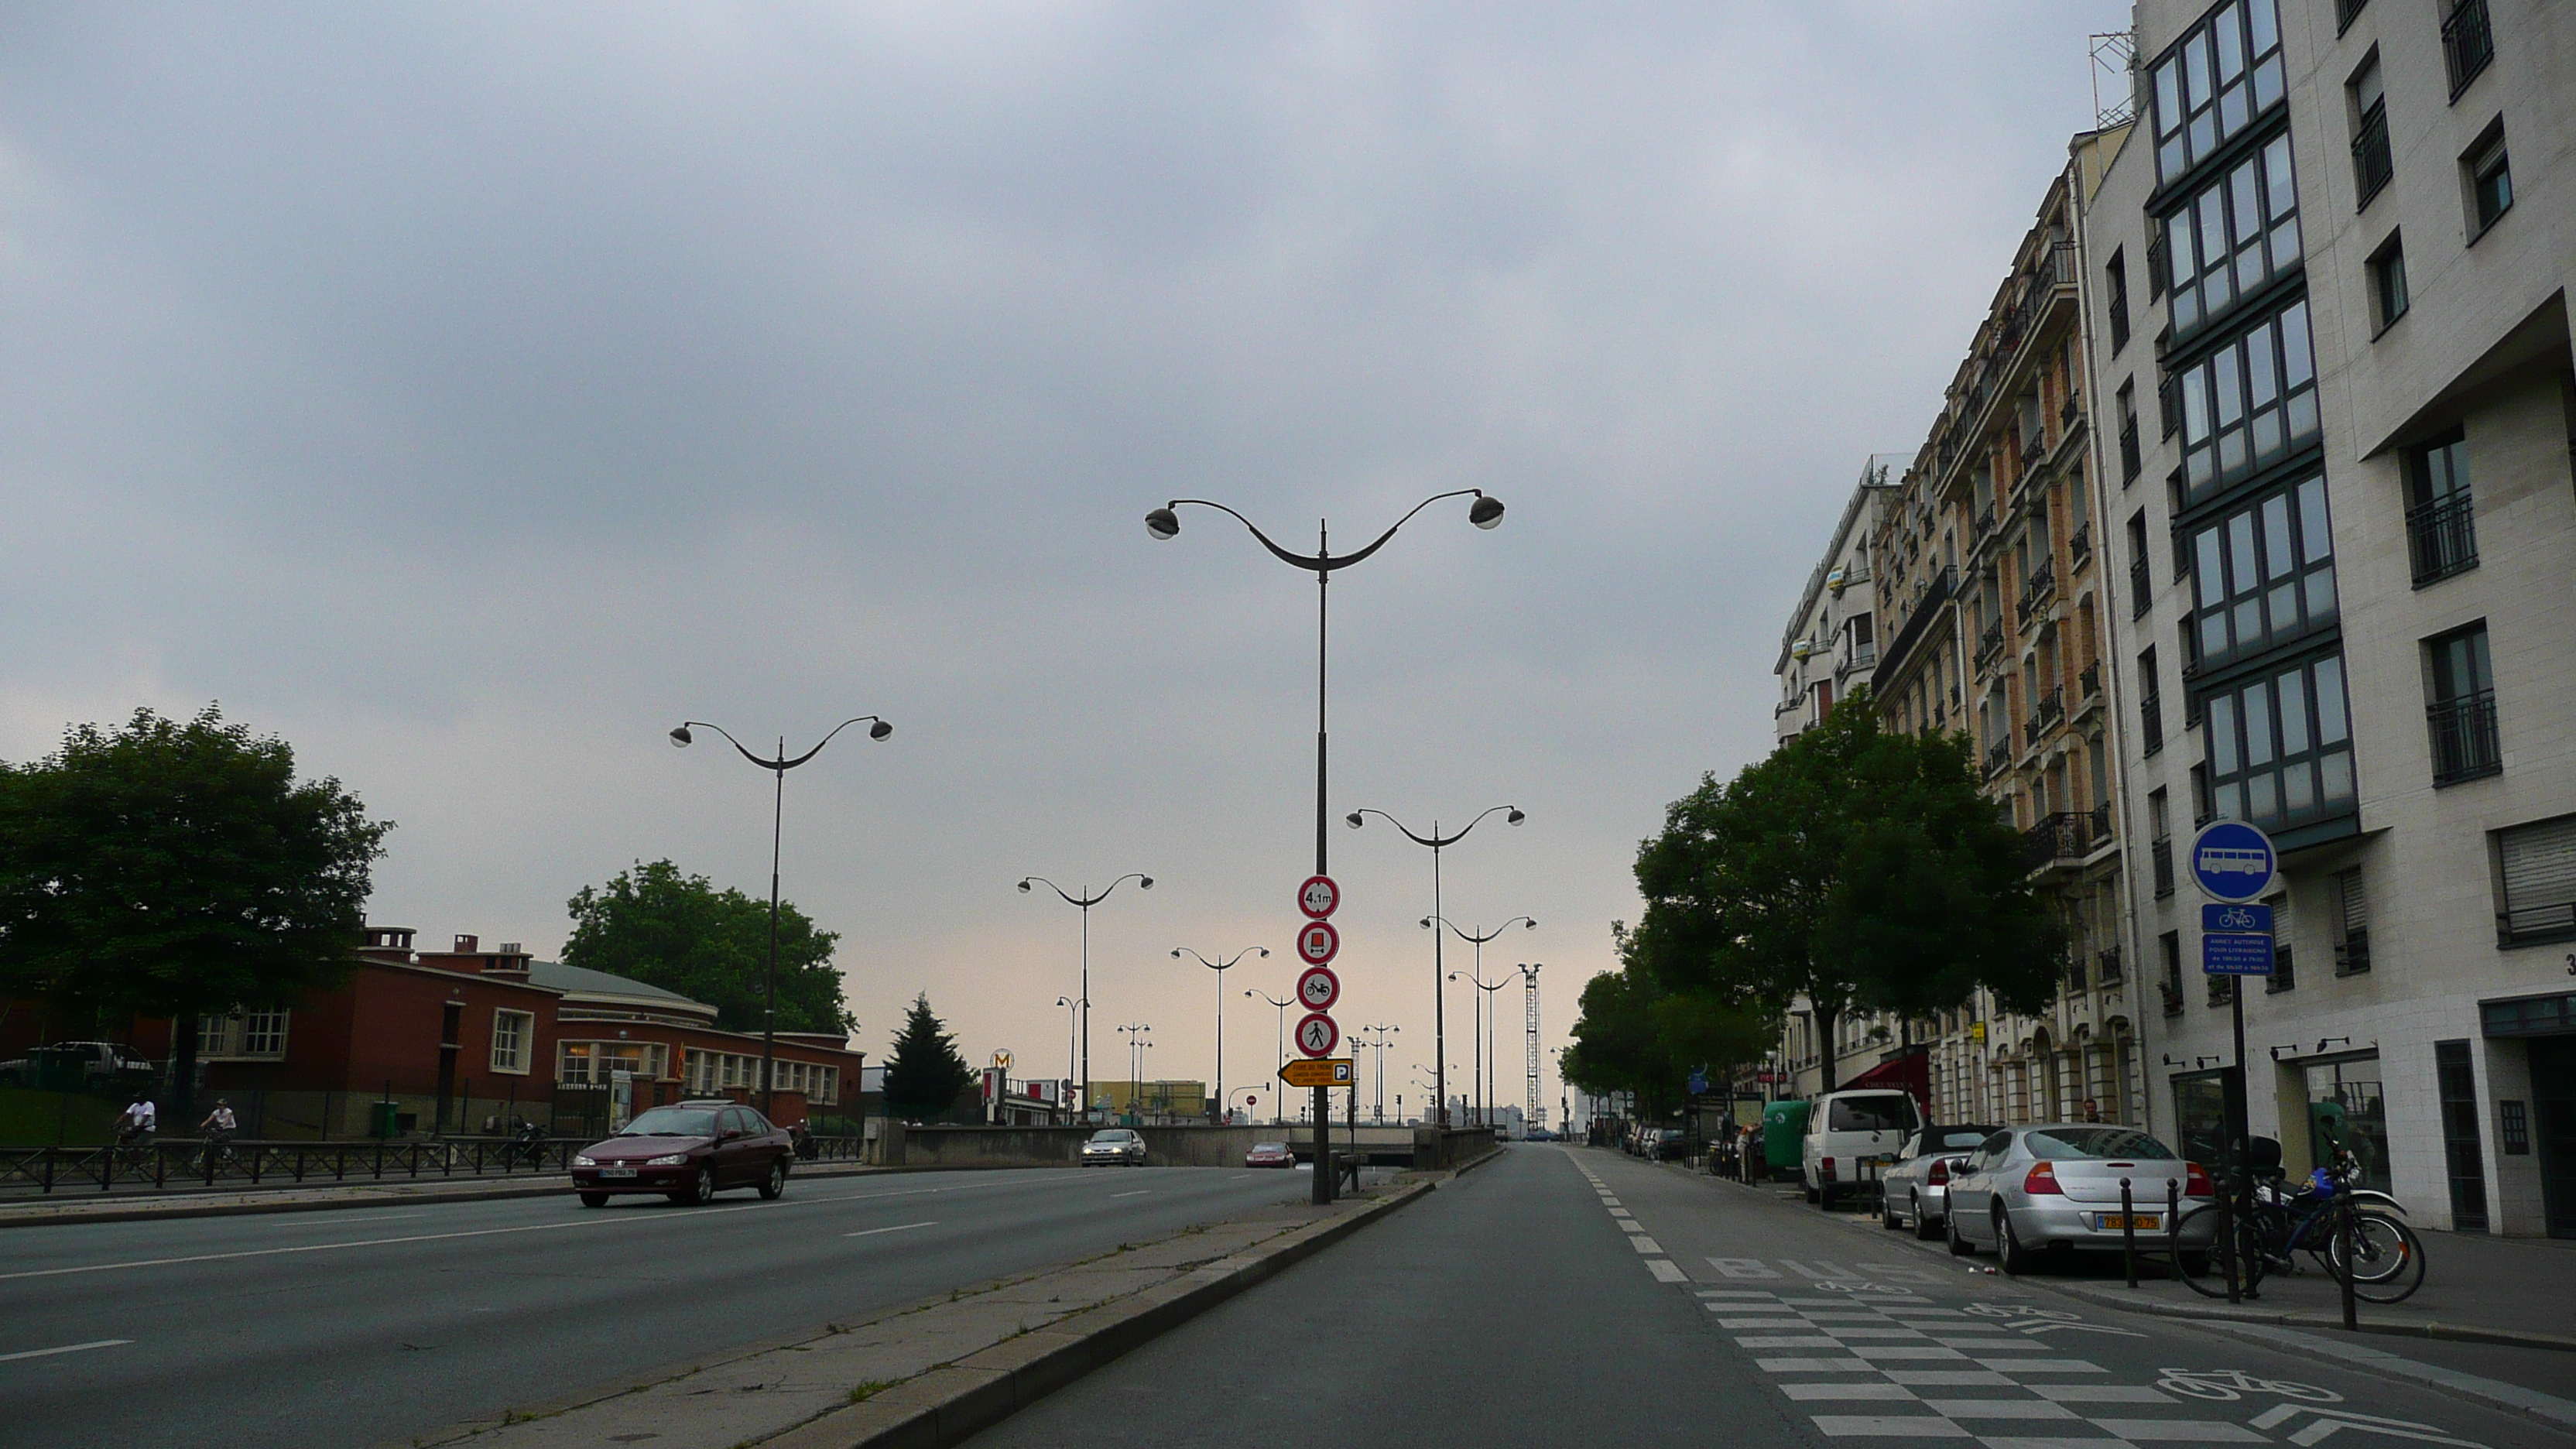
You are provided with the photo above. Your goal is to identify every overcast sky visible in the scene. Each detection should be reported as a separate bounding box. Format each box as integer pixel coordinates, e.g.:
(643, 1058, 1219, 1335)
(2, 2, 2125, 1118)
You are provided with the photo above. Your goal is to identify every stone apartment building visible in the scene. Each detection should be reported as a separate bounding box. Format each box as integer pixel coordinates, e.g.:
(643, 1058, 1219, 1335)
(1773, 457, 1897, 746)
(2078, 0, 2576, 1235)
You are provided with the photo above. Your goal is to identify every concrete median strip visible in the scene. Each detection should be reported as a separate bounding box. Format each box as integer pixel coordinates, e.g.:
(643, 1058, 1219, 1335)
(380, 1177, 1440, 1449)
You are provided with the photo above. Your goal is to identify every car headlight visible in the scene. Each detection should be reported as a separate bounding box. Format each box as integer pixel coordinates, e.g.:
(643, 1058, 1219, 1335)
(646, 1153, 690, 1166)
(574, 1154, 597, 1167)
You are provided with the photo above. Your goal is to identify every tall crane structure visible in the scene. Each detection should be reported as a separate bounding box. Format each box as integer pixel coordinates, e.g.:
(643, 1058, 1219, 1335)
(1520, 963, 1542, 1128)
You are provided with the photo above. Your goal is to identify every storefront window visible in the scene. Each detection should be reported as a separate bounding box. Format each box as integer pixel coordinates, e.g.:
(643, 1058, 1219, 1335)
(2172, 1072, 2230, 1166)
(2305, 1059, 2390, 1193)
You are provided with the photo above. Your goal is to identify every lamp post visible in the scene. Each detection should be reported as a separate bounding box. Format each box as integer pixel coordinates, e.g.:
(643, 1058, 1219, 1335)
(670, 714, 892, 1119)
(1118, 1023, 1152, 1119)
(1176, 947, 1267, 1122)
(1517, 962, 1542, 1130)
(1355, 1023, 1399, 1122)
(1424, 916, 1533, 1127)
(1248, 988, 1292, 1123)
(1019, 874, 1153, 1122)
(1351, 807, 1525, 1129)
(1146, 487, 1504, 1204)
(1054, 996, 1078, 1119)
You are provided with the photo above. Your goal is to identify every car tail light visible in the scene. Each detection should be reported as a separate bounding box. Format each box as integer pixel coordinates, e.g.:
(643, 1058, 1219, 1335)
(1927, 1158, 1950, 1186)
(2023, 1160, 2063, 1195)
(2184, 1162, 2214, 1197)
(1820, 1156, 1836, 1181)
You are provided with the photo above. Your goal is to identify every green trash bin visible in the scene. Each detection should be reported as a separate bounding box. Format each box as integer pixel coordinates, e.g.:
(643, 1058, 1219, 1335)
(1763, 1100, 1811, 1181)
(369, 1100, 402, 1139)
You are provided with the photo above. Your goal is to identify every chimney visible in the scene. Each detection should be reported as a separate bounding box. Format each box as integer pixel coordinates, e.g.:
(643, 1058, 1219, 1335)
(454, 933, 478, 953)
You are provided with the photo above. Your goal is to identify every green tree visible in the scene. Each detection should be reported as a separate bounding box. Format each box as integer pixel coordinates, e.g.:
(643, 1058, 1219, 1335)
(563, 860, 851, 1036)
(882, 994, 973, 1122)
(1628, 690, 2060, 1093)
(1562, 925, 1773, 1121)
(0, 706, 392, 1120)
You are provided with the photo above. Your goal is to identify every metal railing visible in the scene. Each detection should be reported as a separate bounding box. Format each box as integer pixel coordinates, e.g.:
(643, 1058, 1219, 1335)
(2097, 946, 2124, 985)
(2406, 489, 2478, 585)
(2119, 416, 2141, 485)
(2161, 978, 2186, 1016)
(1978, 615, 2006, 665)
(1985, 738, 2013, 778)
(2143, 691, 2164, 755)
(2019, 559, 2057, 629)
(2152, 837, 2175, 898)
(2037, 686, 2065, 731)
(2334, 930, 2372, 975)
(2443, 0, 2494, 99)
(2352, 101, 2393, 208)
(0, 1134, 872, 1197)
(2088, 800, 2112, 845)
(2078, 659, 2102, 701)
(2428, 690, 2501, 784)
(2020, 813, 2086, 872)
(2070, 523, 2092, 571)
(2131, 555, 2152, 618)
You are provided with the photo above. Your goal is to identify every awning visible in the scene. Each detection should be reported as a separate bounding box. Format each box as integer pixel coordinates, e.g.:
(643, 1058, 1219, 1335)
(1841, 1050, 1929, 1107)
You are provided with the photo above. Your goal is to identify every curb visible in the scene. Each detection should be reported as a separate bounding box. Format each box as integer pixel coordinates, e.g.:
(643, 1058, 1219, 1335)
(762, 1180, 1437, 1449)
(2048, 1279, 2576, 1354)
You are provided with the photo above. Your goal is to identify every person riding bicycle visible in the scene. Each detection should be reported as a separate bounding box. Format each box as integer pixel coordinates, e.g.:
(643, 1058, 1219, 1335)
(200, 1098, 238, 1155)
(115, 1092, 158, 1146)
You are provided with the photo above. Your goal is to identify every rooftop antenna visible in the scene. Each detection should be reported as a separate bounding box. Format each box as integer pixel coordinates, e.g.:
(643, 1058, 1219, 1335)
(2091, 33, 2138, 131)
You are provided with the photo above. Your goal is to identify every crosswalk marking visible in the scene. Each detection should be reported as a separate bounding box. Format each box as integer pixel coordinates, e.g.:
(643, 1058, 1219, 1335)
(1781, 1383, 1921, 1402)
(1646, 1259, 1689, 1283)
(1810, 1415, 1971, 1437)
(2095, 1421, 2266, 1442)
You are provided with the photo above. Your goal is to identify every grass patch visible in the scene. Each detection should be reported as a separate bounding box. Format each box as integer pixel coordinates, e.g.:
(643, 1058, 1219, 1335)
(845, 1379, 897, 1405)
(0, 1088, 120, 1146)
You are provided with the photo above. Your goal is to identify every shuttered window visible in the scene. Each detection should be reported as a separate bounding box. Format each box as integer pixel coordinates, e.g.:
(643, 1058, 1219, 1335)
(2334, 868, 2370, 974)
(2499, 814, 2576, 946)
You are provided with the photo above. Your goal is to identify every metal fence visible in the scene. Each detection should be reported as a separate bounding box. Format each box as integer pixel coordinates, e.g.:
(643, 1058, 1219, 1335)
(0, 1133, 869, 1197)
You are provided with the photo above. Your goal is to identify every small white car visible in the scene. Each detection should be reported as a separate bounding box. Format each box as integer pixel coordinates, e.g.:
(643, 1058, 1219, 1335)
(1878, 1125, 2002, 1238)
(1081, 1128, 1148, 1166)
(1802, 1088, 1920, 1211)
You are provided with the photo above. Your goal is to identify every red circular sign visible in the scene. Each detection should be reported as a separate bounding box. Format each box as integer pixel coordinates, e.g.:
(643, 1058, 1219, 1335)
(1296, 920, 1339, 965)
(1298, 875, 1340, 920)
(1294, 1011, 1340, 1058)
(1297, 965, 1340, 1012)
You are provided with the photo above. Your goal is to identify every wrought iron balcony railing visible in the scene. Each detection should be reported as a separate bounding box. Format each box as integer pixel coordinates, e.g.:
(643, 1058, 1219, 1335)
(2444, 0, 2494, 99)
(2406, 488, 2478, 586)
(2428, 690, 2502, 785)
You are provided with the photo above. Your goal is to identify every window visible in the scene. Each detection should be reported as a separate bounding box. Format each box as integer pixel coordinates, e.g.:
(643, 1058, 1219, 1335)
(2159, 930, 2185, 1014)
(2349, 56, 2392, 207)
(2333, 867, 2370, 974)
(2336, 0, 2368, 33)
(2204, 651, 2357, 831)
(490, 1009, 533, 1074)
(2435, 1040, 2489, 1231)
(2188, 474, 2338, 669)
(2160, 132, 2301, 340)
(2465, 124, 2513, 238)
(2267, 940, 2297, 993)
(2367, 232, 2408, 334)
(2208, 968, 2237, 1007)
(2108, 250, 2131, 354)
(2425, 622, 2499, 785)
(2174, 300, 2319, 504)
(200, 1009, 291, 1060)
(2497, 814, 2576, 946)
(2443, 0, 2494, 100)
(2150, 0, 2286, 184)
(2117, 382, 2141, 486)
(2150, 789, 2175, 896)
(2404, 429, 2476, 584)
(557, 1040, 667, 1085)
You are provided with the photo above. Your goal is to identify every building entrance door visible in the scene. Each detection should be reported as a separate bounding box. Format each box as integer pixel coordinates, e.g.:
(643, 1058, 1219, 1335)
(2530, 1036, 2576, 1239)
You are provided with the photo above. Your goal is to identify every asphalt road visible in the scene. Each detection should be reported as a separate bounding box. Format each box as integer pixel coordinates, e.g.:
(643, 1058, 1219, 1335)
(0, 1163, 1319, 1449)
(966, 1145, 2574, 1449)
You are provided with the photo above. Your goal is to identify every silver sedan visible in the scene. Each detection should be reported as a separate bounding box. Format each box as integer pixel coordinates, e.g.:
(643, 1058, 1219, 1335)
(1943, 1125, 2217, 1273)
(1080, 1128, 1149, 1166)
(1877, 1125, 2001, 1239)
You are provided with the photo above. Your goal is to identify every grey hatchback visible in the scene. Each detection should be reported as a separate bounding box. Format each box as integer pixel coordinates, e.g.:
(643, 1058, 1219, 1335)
(1942, 1124, 2216, 1274)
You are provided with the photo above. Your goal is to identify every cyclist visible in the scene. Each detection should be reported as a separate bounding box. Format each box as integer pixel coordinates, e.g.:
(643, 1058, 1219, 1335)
(199, 1098, 238, 1171)
(115, 1092, 158, 1146)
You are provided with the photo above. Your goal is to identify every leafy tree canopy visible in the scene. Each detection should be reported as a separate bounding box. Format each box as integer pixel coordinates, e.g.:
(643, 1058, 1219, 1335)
(1625, 690, 2062, 1092)
(1560, 925, 1771, 1120)
(882, 994, 974, 1121)
(563, 860, 851, 1036)
(0, 705, 390, 1020)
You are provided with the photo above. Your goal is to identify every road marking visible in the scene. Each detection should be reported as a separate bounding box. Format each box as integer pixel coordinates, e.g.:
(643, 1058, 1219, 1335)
(1809, 1414, 1968, 1437)
(1619, 1220, 1647, 1234)
(1645, 1259, 1688, 1283)
(2249, 1404, 2487, 1447)
(262, 1212, 431, 1228)
(0, 1339, 132, 1365)
(1629, 1235, 1663, 1253)
(1110, 1190, 1149, 1198)
(843, 1221, 936, 1238)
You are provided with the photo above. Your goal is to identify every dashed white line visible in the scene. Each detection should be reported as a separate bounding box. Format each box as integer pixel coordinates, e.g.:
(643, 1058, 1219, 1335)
(1110, 1190, 1150, 1198)
(0, 1339, 132, 1364)
(843, 1221, 936, 1238)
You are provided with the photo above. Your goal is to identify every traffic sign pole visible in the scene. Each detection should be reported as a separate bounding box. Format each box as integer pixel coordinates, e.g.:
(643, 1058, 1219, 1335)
(2191, 820, 2279, 1169)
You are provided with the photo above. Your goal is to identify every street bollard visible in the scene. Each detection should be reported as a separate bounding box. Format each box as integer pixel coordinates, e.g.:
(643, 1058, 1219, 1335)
(2166, 1180, 2180, 1280)
(2338, 1194, 2358, 1331)
(2219, 1179, 2240, 1305)
(2121, 1178, 2137, 1289)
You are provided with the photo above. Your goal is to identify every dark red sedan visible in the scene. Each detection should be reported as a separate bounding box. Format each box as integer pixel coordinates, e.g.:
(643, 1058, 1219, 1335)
(570, 1101, 793, 1207)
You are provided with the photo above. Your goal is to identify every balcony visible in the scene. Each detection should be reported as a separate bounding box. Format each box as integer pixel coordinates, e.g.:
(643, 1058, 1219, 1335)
(2428, 690, 2502, 785)
(2020, 813, 2086, 872)
(2096, 946, 2124, 986)
(1985, 738, 2012, 779)
(2160, 978, 2185, 1016)
(2018, 559, 2057, 631)
(2130, 556, 2152, 619)
(2406, 489, 2478, 586)
(2353, 101, 2393, 208)
(2064, 952, 2088, 992)
(2119, 416, 2140, 485)
(2088, 800, 2112, 846)
(2078, 659, 2102, 703)
(1974, 504, 1996, 540)
(2334, 930, 2372, 976)
(2142, 692, 2164, 755)
(2151, 837, 2175, 898)
(2444, 0, 2494, 100)
(2036, 686, 2064, 734)
(1977, 615, 2006, 666)
(2069, 523, 2092, 572)
(1869, 564, 1957, 692)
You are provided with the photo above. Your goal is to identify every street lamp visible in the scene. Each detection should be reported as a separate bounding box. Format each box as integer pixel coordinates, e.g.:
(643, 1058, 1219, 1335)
(1176, 947, 1268, 1122)
(1118, 1023, 1153, 1119)
(1355, 1023, 1399, 1122)
(1516, 962, 1541, 1129)
(1053, 996, 1078, 1119)
(1247, 988, 1292, 1124)
(1350, 806, 1525, 1129)
(1424, 916, 1533, 1128)
(670, 714, 892, 1118)
(1146, 487, 1504, 1206)
(1019, 874, 1153, 1122)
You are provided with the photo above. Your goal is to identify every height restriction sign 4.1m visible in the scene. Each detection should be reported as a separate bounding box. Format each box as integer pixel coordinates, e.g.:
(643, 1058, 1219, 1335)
(1294, 1011, 1341, 1058)
(1295, 919, 1339, 965)
(1299, 875, 1339, 920)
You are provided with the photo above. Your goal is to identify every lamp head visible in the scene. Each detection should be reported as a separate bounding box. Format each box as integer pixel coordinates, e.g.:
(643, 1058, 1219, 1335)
(1139, 876, 1153, 890)
(668, 725, 693, 747)
(869, 719, 893, 741)
(1256, 947, 1269, 957)
(1017, 879, 1033, 893)
(1468, 494, 1505, 529)
(1145, 506, 1180, 541)
(1170, 949, 1182, 958)
(1506, 807, 1526, 825)
(1345, 811, 1363, 829)
(1420, 917, 1432, 930)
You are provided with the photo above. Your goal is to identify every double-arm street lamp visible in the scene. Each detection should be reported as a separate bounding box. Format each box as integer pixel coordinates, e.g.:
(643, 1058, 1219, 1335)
(1426, 916, 1533, 1129)
(1174, 946, 1267, 1122)
(1146, 488, 1503, 1204)
(1019, 874, 1153, 1121)
(1355, 1023, 1399, 1122)
(1350, 807, 1524, 1129)
(670, 714, 892, 1118)
(1118, 1023, 1153, 1116)
(1246, 988, 1293, 1124)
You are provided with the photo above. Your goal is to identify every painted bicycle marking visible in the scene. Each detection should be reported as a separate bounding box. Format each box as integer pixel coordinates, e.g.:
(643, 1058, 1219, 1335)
(2156, 1368, 2343, 1403)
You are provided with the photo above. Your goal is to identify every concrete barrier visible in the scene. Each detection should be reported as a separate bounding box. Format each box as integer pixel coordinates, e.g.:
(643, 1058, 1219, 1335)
(879, 1122, 1504, 1172)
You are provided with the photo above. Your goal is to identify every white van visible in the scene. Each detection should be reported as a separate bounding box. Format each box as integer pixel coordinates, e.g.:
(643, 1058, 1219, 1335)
(1802, 1088, 1920, 1211)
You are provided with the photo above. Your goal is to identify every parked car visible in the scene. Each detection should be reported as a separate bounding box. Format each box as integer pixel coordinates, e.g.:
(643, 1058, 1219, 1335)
(1081, 1128, 1148, 1166)
(0, 1040, 158, 1089)
(1878, 1124, 2003, 1238)
(1245, 1141, 1295, 1168)
(1942, 1124, 2217, 1273)
(569, 1101, 793, 1208)
(1654, 1128, 1687, 1160)
(1802, 1088, 1920, 1210)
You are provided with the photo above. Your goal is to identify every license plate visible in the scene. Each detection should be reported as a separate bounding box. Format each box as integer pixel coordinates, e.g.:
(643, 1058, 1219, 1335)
(600, 1167, 637, 1179)
(2098, 1213, 2158, 1230)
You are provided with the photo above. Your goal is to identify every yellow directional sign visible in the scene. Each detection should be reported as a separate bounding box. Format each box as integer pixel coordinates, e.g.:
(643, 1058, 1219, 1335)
(1279, 1058, 1355, 1088)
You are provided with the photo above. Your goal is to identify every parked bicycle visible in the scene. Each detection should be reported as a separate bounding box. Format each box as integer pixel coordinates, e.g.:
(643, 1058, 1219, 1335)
(2174, 1139, 2424, 1303)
